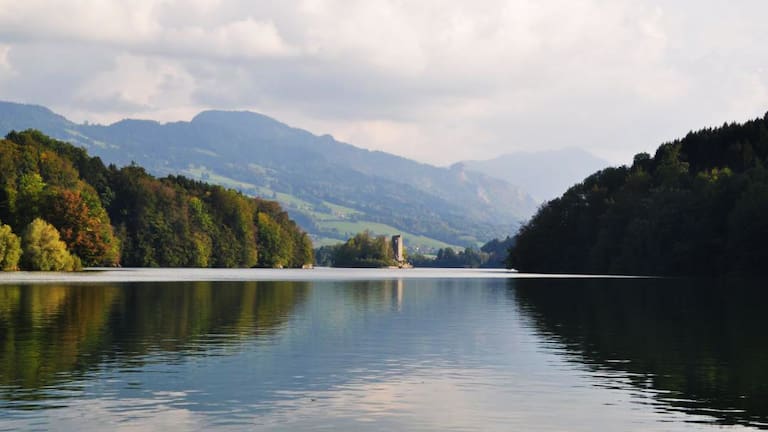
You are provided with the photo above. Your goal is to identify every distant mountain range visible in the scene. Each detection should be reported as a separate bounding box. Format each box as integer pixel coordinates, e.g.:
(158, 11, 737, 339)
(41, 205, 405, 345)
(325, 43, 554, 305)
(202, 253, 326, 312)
(0, 101, 539, 250)
(460, 148, 610, 202)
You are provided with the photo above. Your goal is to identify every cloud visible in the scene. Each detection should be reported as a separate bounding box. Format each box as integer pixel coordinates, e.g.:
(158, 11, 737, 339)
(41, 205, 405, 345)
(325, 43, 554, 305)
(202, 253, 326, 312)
(72, 55, 197, 122)
(0, 44, 13, 78)
(0, 1, 296, 59)
(0, 0, 766, 165)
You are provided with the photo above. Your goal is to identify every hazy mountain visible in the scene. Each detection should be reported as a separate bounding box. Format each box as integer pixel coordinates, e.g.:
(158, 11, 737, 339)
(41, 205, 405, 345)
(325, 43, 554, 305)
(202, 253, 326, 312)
(0, 101, 537, 250)
(460, 148, 610, 202)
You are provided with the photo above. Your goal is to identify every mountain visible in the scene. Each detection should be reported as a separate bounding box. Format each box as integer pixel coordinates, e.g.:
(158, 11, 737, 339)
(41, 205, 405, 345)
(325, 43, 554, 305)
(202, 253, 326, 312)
(0, 101, 537, 250)
(509, 112, 768, 276)
(460, 148, 610, 202)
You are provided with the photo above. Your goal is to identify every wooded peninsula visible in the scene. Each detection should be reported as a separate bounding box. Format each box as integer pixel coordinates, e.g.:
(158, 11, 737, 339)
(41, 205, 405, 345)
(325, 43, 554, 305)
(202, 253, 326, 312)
(508, 113, 768, 276)
(0, 130, 314, 270)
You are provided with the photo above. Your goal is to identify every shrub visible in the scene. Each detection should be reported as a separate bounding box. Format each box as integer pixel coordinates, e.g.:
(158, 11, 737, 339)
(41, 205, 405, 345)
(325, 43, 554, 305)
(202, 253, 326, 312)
(21, 218, 81, 271)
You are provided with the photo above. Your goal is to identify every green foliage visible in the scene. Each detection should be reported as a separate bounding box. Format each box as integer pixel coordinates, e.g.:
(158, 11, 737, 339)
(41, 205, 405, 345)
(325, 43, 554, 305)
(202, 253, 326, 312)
(509, 112, 768, 276)
(411, 246, 485, 268)
(0, 130, 313, 269)
(326, 231, 395, 267)
(254, 199, 314, 268)
(21, 218, 81, 271)
(16, 172, 46, 227)
(480, 236, 516, 267)
(257, 213, 291, 268)
(314, 244, 336, 267)
(0, 132, 121, 267)
(409, 237, 514, 268)
(0, 223, 21, 271)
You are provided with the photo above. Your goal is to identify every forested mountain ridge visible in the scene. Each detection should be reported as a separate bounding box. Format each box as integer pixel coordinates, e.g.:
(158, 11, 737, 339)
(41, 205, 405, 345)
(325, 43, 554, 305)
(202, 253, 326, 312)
(509, 112, 768, 276)
(0, 101, 537, 250)
(0, 130, 313, 268)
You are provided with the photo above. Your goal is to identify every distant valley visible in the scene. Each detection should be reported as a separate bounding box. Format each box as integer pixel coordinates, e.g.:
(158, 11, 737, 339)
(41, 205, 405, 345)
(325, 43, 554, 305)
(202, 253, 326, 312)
(460, 148, 610, 202)
(0, 101, 539, 251)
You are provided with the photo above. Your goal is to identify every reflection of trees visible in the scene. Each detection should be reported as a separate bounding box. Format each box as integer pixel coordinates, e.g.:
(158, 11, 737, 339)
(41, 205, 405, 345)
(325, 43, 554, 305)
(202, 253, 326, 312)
(0, 281, 307, 403)
(0, 285, 120, 393)
(513, 278, 768, 428)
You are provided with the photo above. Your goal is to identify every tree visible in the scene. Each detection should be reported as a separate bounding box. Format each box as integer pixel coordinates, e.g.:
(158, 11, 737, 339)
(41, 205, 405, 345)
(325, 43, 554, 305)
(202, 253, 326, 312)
(0, 130, 312, 269)
(15, 172, 46, 228)
(0, 223, 21, 271)
(292, 231, 314, 267)
(45, 187, 120, 267)
(508, 112, 768, 276)
(21, 218, 81, 271)
(331, 231, 394, 267)
(257, 212, 291, 268)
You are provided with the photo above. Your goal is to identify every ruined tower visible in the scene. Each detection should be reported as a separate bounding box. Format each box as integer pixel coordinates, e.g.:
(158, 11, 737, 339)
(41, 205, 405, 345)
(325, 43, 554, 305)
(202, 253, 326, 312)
(391, 235, 404, 263)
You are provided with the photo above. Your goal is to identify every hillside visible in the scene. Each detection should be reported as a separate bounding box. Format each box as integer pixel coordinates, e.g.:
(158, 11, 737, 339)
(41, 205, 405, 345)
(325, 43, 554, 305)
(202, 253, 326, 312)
(460, 148, 609, 202)
(509, 112, 768, 276)
(0, 130, 313, 269)
(0, 101, 536, 251)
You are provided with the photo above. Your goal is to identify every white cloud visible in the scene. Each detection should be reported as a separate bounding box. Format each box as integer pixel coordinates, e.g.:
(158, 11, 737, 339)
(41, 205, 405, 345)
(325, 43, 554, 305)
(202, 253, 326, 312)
(71, 55, 199, 124)
(0, 0, 767, 165)
(0, 44, 14, 78)
(0, 1, 296, 59)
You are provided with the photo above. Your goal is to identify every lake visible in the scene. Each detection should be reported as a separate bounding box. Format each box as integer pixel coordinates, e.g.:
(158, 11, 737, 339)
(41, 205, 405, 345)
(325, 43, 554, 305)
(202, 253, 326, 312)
(0, 268, 766, 431)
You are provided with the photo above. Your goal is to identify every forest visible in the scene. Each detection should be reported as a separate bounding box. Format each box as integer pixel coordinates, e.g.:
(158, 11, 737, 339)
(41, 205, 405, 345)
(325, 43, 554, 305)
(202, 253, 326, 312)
(508, 112, 768, 276)
(316, 232, 514, 268)
(0, 130, 313, 270)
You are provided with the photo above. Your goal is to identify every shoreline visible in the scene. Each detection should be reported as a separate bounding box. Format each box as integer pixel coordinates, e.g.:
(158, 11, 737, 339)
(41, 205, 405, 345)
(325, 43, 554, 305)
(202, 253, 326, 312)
(0, 267, 650, 284)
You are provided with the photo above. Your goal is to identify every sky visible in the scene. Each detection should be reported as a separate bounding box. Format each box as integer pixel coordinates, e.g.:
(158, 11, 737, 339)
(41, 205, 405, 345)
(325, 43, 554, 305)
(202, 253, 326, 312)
(0, 0, 766, 166)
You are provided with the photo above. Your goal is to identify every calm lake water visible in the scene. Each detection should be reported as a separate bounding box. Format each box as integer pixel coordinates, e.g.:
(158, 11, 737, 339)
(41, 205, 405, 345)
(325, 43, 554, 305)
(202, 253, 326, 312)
(0, 268, 766, 431)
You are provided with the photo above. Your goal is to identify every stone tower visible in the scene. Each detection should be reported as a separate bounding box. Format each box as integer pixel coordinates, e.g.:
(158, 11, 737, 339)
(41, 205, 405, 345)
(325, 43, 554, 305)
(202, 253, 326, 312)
(391, 235, 404, 263)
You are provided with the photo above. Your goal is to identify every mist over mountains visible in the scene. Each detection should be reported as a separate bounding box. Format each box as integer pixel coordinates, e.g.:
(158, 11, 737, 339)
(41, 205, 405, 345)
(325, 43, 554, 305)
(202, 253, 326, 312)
(460, 148, 610, 202)
(0, 101, 540, 250)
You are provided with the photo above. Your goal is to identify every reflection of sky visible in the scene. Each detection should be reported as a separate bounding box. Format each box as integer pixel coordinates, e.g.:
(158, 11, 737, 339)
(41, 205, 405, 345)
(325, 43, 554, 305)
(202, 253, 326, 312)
(0, 267, 636, 285)
(0, 276, 758, 431)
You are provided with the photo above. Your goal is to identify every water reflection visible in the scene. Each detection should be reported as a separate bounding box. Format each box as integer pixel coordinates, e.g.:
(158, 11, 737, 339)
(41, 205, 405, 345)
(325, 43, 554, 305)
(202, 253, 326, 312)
(1, 274, 765, 431)
(0, 281, 308, 409)
(0, 277, 529, 432)
(513, 277, 768, 429)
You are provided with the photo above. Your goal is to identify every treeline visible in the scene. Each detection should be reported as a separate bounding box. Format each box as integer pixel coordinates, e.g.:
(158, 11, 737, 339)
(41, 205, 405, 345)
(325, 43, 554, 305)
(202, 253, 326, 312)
(0, 130, 313, 269)
(509, 112, 768, 276)
(410, 237, 514, 268)
(315, 231, 396, 267)
(315, 233, 514, 269)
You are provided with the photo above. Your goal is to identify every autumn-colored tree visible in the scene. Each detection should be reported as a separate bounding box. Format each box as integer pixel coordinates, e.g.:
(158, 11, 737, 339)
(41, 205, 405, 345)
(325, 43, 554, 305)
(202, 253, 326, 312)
(46, 187, 120, 267)
(0, 130, 312, 269)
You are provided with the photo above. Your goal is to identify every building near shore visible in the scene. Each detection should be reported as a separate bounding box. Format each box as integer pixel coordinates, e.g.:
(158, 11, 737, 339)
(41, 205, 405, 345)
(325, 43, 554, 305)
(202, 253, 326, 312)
(392, 235, 404, 263)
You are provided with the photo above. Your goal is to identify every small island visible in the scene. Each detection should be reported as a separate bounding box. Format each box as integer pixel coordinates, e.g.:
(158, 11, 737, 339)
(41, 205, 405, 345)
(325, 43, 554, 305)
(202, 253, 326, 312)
(315, 231, 411, 268)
